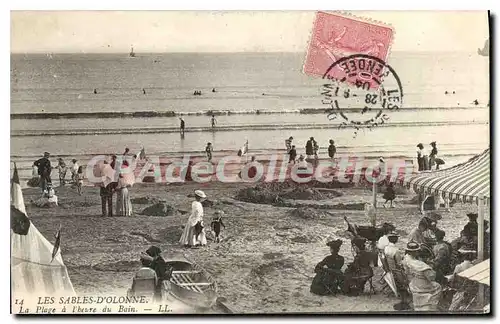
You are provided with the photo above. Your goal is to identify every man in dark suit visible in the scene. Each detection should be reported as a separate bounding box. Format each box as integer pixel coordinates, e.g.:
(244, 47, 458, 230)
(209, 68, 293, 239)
(34, 152, 52, 193)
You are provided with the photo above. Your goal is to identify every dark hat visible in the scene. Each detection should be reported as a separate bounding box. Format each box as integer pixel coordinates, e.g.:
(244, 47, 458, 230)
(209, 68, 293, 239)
(387, 232, 399, 238)
(425, 212, 442, 222)
(146, 245, 162, 258)
(417, 143, 423, 148)
(435, 229, 446, 240)
(72, 159, 77, 163)
(467, 213, 478, 220)
(405, 242, 420, 252)
(419, 217, 432, 228)
(430, 141, 436, 146)
(351, 237, 367, 249)
(326, 239, 343, 249)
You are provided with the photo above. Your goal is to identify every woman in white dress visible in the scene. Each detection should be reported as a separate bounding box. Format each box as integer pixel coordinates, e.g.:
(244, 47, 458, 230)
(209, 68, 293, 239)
(116, 160, 134, 216)
(179, 190, 208, 247)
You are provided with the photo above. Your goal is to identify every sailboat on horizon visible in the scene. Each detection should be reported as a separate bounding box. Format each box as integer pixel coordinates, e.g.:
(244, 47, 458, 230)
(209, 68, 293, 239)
(478, 38, 489, 56)
(129, 46, 136, 58)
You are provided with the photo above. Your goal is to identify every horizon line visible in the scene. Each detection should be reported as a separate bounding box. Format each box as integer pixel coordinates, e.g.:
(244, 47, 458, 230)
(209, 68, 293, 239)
(11, 50, 480, 55)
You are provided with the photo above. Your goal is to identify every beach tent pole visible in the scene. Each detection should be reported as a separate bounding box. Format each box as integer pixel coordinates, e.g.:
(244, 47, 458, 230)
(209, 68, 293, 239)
(477, 195, 485, 306)
(371, 181, 377, 227)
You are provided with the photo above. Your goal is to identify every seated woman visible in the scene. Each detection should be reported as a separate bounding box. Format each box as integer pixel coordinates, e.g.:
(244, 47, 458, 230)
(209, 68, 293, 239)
(402, 242, 442, 311)
(310, 239, 344, 295)
(342, 237, 374, 296)
(431, 229, 452, 285)
(33, 185, 58, 208)
(145, 246, 173, 301)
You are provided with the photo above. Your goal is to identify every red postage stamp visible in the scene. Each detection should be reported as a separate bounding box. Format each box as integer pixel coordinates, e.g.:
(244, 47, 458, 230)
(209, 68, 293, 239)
(303, 12, 394, 85)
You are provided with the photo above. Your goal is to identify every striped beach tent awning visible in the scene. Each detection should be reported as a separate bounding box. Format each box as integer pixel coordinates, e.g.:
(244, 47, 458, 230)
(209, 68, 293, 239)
(405, 148, 490, 204)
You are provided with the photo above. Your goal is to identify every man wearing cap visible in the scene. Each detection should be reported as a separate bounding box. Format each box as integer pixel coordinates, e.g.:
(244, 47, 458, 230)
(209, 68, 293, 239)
(342, 237, 374, 296)
(310, 239, 344, 295)
(34, 152, 52, 193)
(179, 190, 208, 247)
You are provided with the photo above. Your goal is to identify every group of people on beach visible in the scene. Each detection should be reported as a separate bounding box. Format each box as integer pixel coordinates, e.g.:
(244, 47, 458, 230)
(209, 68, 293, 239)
(29, 147, 147, 217)
(29, 152, 84, 207)
(285, 136, 337, 164)
(417, 141, 444, 171)
(97, 147, 144, 217)
(311, 210, 490, 311)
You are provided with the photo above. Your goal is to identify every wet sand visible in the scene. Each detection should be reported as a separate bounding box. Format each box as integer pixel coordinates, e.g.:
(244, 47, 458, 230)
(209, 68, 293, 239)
(22, 181, 483, 313)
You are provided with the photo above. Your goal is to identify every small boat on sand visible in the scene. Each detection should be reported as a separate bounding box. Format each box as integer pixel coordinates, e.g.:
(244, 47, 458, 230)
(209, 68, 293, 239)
(162, 255, 218, 309)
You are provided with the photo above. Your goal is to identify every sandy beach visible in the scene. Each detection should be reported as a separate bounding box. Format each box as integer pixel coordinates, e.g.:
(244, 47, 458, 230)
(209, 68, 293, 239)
(22, 179, 483, 313)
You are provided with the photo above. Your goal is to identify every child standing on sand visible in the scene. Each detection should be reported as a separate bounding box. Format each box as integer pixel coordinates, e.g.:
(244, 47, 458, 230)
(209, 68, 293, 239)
(211, 211, 226, 243)
(70, 159, 79, 184)
(383, 182, 396, 208)
(205, 142, 213, 162)
(57, 158, 67, 186)
(76, 166, 84, 195)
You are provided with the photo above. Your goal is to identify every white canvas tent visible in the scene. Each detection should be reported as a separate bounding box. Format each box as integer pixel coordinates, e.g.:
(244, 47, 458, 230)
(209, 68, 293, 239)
(11, 164, 75, 300)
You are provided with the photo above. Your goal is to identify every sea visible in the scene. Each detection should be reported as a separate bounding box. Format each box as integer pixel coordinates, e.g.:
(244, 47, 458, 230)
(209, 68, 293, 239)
(10, 52, 490, 183)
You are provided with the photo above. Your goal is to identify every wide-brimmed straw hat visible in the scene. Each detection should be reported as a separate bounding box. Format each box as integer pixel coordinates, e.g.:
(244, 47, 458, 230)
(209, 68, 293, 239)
(326, 239, 343, 249)
(405, 242, 420, 252)
(195, 190, 207, 199)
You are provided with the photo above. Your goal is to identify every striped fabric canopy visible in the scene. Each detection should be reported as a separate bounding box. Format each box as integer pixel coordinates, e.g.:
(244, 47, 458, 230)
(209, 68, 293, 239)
(405, 148, 490, 204)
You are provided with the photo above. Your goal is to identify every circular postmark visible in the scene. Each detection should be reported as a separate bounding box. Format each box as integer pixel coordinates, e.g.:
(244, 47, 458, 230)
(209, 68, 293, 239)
(321, 54, 403, 135)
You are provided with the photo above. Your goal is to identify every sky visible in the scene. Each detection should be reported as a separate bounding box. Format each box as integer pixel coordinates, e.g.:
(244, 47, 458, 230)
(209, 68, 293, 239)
(10, 11, 490, 53)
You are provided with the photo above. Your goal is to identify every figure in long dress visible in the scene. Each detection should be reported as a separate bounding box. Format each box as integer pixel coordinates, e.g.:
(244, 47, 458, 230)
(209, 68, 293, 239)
(179, 190, 208, 247)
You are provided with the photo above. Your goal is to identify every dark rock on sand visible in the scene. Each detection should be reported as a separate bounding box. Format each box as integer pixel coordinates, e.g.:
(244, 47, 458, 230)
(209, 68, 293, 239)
(131, 196, 162, 204)
(235, 181, 342, 205)
(139, 202, 178, 216)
